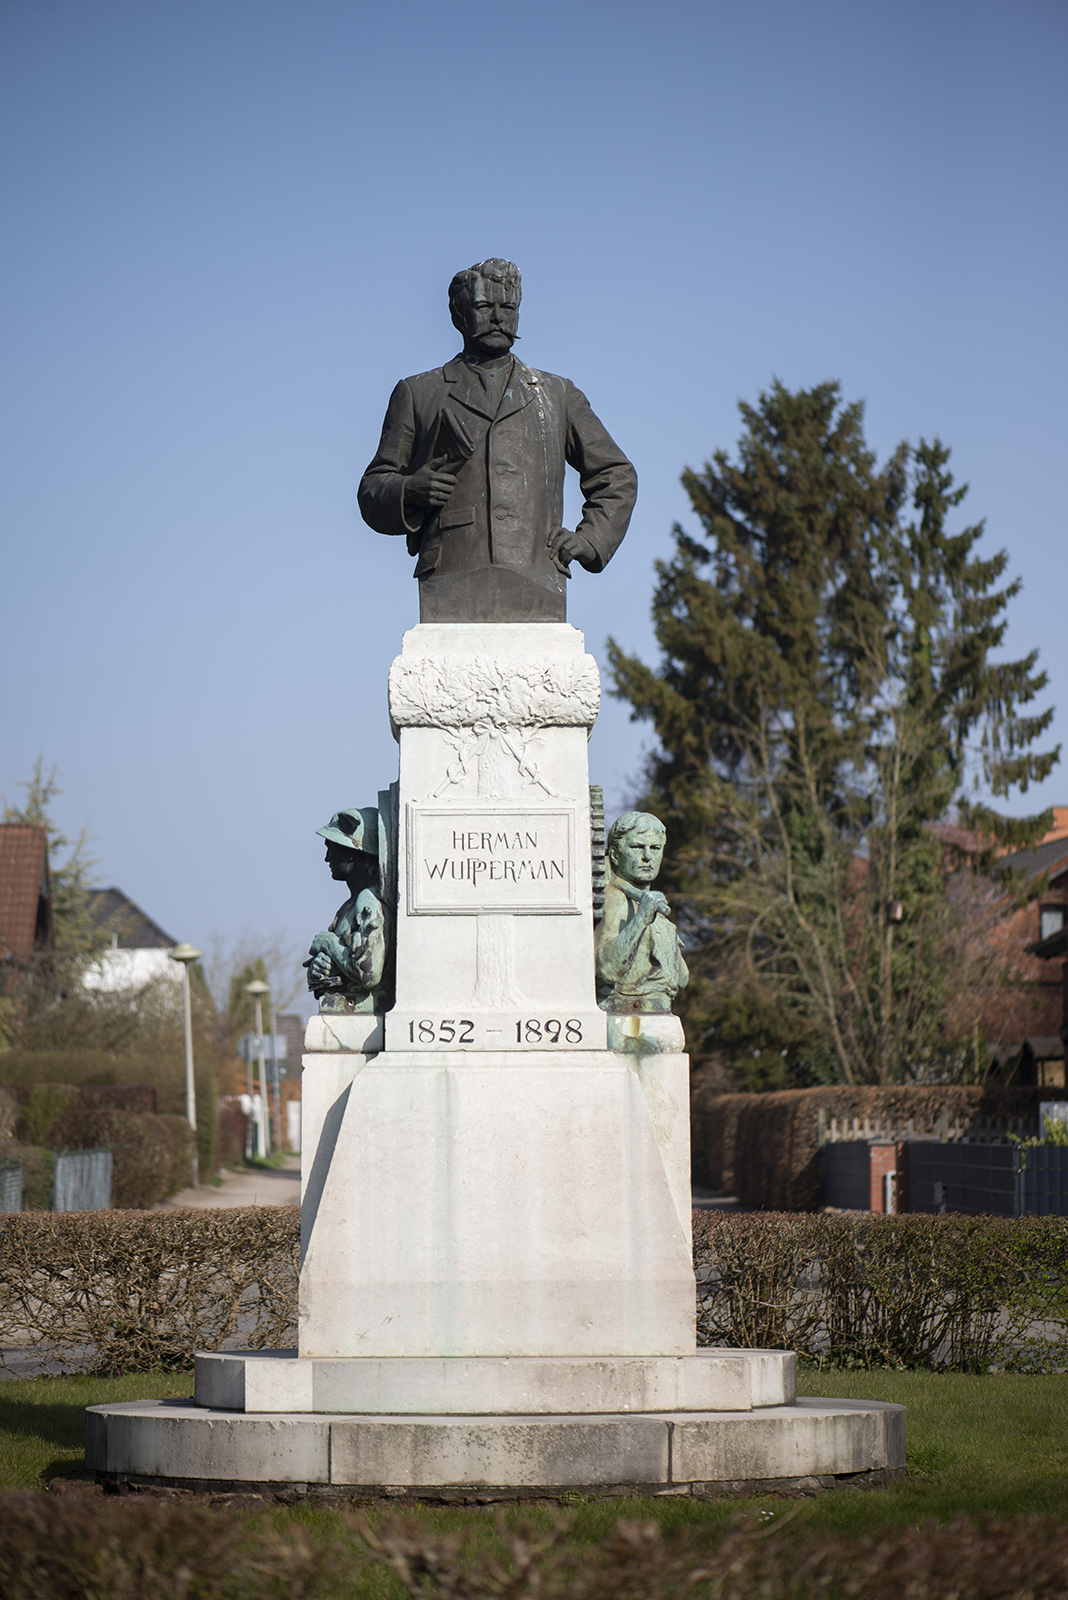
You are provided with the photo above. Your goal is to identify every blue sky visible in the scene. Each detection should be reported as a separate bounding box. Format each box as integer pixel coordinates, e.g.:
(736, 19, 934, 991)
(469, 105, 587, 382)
(2, 0, 1066, 989)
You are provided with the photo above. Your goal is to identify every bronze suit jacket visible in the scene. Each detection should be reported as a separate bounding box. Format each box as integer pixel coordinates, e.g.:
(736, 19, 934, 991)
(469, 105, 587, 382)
(358, 356, 637, 608)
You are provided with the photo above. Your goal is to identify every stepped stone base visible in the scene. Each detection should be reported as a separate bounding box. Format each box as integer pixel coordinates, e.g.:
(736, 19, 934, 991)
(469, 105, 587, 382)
(193, 1349, 795, 1415)
(86, 1397, 904, 1494)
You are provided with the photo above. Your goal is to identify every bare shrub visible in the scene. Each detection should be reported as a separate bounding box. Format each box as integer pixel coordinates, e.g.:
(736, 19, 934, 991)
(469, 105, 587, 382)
(0, 1492, 347, 1600)
(694, 1210, 1068, 1370)
(3, 1207, 1063, 1379)
(0, 1207, 299, 1374)
(357, 1510, 1068, 1600)
(356, 1510, 1068, 1600)
(4, 1500, 1068, 1600)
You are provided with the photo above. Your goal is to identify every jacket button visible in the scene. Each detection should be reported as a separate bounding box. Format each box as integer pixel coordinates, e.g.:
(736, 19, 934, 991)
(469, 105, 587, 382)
(494, 508, 508, 520)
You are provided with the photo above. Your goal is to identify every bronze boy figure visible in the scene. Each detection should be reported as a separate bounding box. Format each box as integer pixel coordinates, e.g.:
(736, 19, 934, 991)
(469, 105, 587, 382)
(596, 811, 688, 1013)
(304, 807, 393, 1013)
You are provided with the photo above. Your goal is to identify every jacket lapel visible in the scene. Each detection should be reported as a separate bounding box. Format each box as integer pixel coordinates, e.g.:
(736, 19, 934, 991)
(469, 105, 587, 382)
(442, 356, 496, 421)
(442, 356, 538, 423)
(495, 360, 538, 421)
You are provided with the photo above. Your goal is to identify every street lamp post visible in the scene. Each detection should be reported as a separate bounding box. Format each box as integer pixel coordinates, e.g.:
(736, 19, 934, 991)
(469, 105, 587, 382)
(169, 943, 202, 1189)
(245, 979, 271, 1159)
(267, 992, 283, 1153)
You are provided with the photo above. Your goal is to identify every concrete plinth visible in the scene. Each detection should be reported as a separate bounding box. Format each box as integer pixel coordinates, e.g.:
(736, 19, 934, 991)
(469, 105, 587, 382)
(86, 1397, 905, 1495)
(299, 1049, 696, 1359)
(193, 1349, 796, 1414)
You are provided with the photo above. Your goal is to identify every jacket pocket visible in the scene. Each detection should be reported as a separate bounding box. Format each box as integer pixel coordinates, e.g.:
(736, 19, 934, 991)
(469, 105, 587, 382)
(414, 535, 441, 576)
(438, 505, 475, 530)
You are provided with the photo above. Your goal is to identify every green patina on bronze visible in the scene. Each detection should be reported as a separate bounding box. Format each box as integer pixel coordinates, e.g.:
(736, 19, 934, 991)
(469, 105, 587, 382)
(596, 811, 689, 1015)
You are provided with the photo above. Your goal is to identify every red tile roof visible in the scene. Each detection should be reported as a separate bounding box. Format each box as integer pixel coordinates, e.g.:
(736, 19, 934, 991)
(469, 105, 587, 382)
(0, 824, 51, 965)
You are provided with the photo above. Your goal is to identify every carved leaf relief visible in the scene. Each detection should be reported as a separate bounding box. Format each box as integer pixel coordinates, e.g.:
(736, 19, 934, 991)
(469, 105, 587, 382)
(389, 654, 601, 729)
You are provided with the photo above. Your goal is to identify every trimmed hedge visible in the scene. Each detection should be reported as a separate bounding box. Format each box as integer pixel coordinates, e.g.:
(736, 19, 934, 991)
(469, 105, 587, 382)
(3, 1207, 1063, 1377)
(216, 1103, 250, 1170)
(0, 1141, 52, 1210)
(692, 1084, 1068, 1209)
(12, 1084, 79, 1146)
(0, 1087, 194, 1208)
(8, 1082, 159, 1128)
(48, 1109, 194, 1207)
(694, 1211, 1068, 1371)
(0, 1053, 219, 1189)
(0, 1086, 16, 1139)
(0, 1124, 185, 1213)
(692, 1089, 751, 1195)
(0, 1207, 299, 1374)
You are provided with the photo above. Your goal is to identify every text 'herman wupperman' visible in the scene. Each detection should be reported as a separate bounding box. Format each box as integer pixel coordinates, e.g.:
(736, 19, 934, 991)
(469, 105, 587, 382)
(427, 829, 564, 884)
(407, 809, 577, 913)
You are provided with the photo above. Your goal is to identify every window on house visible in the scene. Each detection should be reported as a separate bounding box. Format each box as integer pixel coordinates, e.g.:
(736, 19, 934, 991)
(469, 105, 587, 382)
(1039, 906, 1066, 941)
(1039, 1059, 1066, 1090)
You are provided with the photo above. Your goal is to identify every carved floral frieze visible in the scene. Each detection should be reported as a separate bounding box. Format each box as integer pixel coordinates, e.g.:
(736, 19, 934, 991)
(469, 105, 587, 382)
(389, 654, 601, 730)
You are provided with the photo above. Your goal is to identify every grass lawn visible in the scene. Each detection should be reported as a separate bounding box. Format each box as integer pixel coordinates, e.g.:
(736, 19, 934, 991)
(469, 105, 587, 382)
(0, 1370, 194, 1489)
(790, 1367, 1068, 1532)
(1, 1366, 1066, 1539)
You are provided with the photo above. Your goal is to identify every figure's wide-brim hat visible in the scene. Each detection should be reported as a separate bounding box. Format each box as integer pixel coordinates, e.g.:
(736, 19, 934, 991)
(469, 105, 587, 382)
(316, 807, 380, 855)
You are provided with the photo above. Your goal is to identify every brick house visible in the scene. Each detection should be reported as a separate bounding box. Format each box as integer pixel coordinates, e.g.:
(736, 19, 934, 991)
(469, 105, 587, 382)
(0, 823, 53, 992)
(991, 807, 1068, 1086)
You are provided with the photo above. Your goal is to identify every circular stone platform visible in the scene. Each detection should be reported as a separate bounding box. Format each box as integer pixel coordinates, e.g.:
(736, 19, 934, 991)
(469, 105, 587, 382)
(85, 1395, 905, 1497)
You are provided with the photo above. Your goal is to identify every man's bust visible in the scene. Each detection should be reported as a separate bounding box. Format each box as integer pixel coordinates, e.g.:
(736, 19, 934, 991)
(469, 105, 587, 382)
(304, 807, 393, 1014)
(358, 259, 637, 623)
(595, 811, 689, 1014)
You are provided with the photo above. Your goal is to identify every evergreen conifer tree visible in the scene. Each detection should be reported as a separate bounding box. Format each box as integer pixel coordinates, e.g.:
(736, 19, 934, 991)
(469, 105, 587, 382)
(609, 384, 1058, 1085)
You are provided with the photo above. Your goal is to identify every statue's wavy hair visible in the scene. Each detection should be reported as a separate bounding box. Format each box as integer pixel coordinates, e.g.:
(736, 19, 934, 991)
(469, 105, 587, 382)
(607, 811, 666, 855)
(448, 258, 522, 326)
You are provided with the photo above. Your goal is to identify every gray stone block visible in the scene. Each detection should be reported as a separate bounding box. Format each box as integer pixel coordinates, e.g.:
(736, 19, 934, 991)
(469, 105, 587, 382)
(671, 1398, 905, 1483)
(86, 1401, 330, 1483)
(330, 1414, 670, 1487)
(193, 1354, 244, 1411)
(193, 1349, 796, 1415)
(84, 1406, 107, 1468)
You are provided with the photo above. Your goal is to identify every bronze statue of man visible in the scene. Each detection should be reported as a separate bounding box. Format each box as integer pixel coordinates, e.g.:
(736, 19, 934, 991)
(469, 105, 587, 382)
(358, 259, 637, 623)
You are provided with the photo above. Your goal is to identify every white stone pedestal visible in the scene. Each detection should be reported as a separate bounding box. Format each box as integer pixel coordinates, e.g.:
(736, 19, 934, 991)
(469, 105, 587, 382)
(298, 623, 695, 1364)
(384, 623, 606, 1051)
(193, 1349, 796, 1414)
(85, 620, 904, 1495)
(299, 1049, 695, 1359)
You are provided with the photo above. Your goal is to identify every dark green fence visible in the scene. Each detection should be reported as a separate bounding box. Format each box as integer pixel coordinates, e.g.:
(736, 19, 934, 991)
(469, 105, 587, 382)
(1016, 1146, 1068, 1217)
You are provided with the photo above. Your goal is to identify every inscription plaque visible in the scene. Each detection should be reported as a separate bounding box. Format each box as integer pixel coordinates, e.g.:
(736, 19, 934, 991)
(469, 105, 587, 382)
(385, 1009, 608, 1051)
(407, 806, 578, 914)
